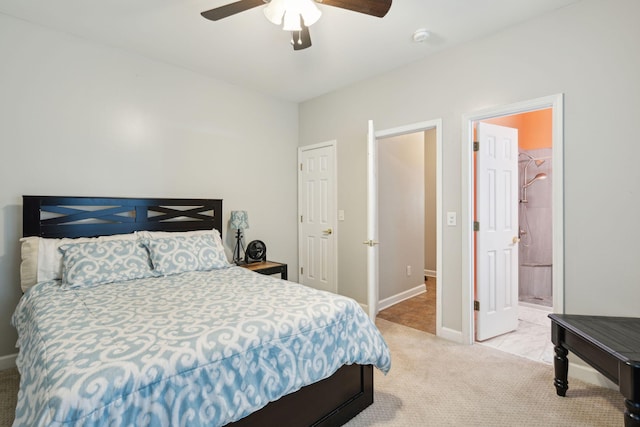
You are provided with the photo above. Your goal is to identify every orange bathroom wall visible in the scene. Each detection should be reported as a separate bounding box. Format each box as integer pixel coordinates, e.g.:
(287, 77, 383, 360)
(483, 108, 552, 149)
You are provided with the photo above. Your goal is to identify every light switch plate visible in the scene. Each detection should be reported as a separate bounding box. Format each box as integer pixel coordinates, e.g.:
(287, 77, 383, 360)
(447, 211, 457, 226)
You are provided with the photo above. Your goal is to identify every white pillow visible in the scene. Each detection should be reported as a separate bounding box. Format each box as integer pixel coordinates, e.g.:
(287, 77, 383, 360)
(19, 232, 138, 292)
(19, 237, 39, 292)
(135, 228, 221, 239)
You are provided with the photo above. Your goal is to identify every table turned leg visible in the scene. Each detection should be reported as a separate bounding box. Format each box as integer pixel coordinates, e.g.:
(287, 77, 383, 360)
(625, 399, 640, 427)
(553, 345, 569, 397)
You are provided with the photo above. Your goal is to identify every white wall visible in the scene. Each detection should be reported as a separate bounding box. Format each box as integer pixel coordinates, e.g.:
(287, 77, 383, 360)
(0, 14, 299, 359)
(299, 0, 640, 334)
(424, 129, 437, 275)
(378, 133, 424, 301)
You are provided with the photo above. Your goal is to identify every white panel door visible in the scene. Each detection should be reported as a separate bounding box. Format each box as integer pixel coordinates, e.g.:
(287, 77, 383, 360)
(298, 142, 337, 293)
(366, 120, 379, 320)
(476, 122, 519, 341)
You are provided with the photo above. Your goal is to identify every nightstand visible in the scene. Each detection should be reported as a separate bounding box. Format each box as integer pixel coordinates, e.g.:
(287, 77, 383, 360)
(241, 261, 288, 280)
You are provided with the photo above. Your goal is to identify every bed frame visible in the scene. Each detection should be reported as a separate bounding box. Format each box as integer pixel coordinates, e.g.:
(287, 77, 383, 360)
(22, 195, 374, 427)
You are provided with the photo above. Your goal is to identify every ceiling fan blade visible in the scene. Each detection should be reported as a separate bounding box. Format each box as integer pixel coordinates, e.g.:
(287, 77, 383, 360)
(292, 24, 312, 51)
(201, 0, 265, 21)
(320, 0, 392, 18)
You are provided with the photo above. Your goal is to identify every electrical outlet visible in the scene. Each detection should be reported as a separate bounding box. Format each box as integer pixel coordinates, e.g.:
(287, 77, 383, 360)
(406, 265, 412, 276)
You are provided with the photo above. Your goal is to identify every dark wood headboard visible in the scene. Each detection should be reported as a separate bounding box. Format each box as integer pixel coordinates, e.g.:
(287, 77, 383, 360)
(23, 196, 223, 239)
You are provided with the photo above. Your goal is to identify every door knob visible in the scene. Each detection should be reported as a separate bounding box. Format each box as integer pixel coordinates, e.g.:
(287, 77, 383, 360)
(323, 228, 333, 235)
(512, 236, 521, 244)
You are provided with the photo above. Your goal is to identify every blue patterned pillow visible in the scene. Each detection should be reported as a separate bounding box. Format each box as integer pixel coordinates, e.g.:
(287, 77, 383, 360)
(59, 240, 156, 289)
(143, 234, 230, 275)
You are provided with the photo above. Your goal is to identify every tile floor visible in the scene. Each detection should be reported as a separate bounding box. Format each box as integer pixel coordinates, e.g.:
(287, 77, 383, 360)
(376, 278, 437, 335)
(478, 303, 555, 365)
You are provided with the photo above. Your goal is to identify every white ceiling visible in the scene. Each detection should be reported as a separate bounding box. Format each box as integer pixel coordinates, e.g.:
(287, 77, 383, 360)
(1, 0, 581, 102)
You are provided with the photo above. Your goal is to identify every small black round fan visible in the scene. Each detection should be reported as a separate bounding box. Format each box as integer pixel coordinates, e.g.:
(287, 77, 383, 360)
(245, 240, 267, 263)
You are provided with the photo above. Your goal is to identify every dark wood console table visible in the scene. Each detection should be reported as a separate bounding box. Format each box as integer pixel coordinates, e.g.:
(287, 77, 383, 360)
(549, 314, 640, 427)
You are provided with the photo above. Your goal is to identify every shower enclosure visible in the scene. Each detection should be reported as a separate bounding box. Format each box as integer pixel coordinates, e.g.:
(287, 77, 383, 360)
(519, 149, 552, 307)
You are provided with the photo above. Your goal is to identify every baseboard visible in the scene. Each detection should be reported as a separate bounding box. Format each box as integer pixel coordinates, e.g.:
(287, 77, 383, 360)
(0, 353, 17, 371)
(568, 359, 618, 391)
(424, 269, 436, 278)
(377, 284, 426, 312)
(359, 302, 368, 314)
(439, 326, 464, 343)
(519, 301, 552, 312)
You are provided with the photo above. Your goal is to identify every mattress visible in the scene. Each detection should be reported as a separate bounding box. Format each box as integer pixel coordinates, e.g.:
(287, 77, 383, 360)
(12, 266, 391, 427)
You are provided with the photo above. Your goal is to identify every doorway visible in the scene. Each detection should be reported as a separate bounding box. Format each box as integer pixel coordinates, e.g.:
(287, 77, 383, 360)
(483, 110, 554, 309)
(376, 129, 436, 334)
(461, 94, 564, 345)
(367, 119, 443, 336)
(473, 112, 555, 362)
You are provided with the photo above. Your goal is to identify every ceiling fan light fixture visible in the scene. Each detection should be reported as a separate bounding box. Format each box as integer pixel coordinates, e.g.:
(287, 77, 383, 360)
(264, 0, 322, 30)
(298, 0, 322, 27)
(283, 10, 302, 31)
(263, 0, 285, 25)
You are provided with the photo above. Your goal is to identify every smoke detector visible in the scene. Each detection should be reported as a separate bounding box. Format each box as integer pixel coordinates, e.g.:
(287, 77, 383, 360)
(412, 28, 430, 43)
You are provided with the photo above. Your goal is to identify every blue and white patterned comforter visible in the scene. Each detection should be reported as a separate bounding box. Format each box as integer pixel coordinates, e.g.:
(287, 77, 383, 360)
(11, 267, 391, 426)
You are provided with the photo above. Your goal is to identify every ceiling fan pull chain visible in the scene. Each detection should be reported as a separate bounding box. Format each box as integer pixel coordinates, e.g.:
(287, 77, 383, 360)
(290, 30, 303, 46)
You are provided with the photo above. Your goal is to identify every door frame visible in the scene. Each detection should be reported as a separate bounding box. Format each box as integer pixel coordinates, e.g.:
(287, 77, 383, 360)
(368, 119, 443, 336)
(461, 94, 564, 345)
(298, 140, 338, 293)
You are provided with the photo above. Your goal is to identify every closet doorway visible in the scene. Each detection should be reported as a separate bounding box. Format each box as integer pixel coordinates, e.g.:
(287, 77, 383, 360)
(371, 120, 442, 336)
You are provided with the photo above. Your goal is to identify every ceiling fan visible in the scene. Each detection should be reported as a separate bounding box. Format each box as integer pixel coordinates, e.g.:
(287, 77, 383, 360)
(201, 0, 392, 51)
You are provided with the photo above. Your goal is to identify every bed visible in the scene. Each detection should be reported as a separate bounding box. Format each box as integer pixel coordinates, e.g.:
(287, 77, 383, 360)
(13, 196, 391, 427)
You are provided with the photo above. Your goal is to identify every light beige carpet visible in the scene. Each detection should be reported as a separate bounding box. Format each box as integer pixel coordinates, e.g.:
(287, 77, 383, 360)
(0, 319, 625, 427)
(346, 319, 624, 426)
(0, 368, 18, 427)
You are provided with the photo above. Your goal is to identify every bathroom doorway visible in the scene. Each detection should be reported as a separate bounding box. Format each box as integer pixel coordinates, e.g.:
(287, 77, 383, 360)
(460, 93, 564, 346)
(472, 109, 557, 362)
(482, 109, 553, 309)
